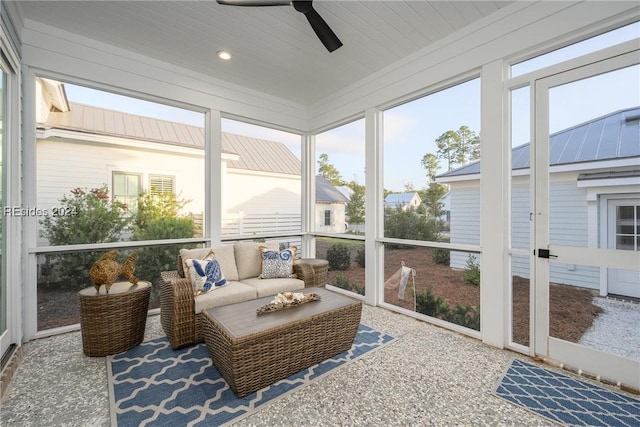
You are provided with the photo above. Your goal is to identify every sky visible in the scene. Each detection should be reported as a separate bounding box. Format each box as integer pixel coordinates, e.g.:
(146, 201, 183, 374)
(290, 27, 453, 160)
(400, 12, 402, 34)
(63, 22, 639, 192)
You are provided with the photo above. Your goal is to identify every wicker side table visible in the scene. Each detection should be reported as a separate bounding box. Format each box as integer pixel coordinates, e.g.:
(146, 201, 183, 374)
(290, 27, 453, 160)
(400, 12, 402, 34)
(78, 281, 151, 357)
(293, 258, 329, 288)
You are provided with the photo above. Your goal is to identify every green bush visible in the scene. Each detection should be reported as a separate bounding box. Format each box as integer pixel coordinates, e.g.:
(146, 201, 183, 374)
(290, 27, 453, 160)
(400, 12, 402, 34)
(40, 185, 129, 286)
(415, 288, 449, 319)
(332, 273, 365, 295)
(132, 217, 194, 285)
(463, 255, 481, 286)
(326, 243, 351, 271)
(415, 287, 480, 331)
(355, 247, 366, 268)
(384, 206, 439, 246)
(432, 248, 450, 266)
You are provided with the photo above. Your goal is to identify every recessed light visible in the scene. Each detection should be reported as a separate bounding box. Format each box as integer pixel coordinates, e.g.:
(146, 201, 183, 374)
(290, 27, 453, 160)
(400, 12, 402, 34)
(216, 50, 232, 61)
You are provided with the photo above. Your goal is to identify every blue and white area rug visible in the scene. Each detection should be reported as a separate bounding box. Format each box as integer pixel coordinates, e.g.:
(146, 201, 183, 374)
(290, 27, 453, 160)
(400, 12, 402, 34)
(494, 359, 640, 426)
(107, 324, 395, 426)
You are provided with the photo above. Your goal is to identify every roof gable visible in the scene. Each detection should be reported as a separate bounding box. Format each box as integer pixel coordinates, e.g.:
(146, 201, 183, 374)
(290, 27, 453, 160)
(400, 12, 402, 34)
(316, 176, 350, 203)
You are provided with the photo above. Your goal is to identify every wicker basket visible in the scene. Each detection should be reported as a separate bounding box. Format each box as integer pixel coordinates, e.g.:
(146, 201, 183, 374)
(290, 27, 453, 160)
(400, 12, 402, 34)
(79, 281, 150, 357)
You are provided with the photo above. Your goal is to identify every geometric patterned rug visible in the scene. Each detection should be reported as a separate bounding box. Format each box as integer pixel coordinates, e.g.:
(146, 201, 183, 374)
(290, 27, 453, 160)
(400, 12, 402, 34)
(107, 324, 395, 427)
(494, 359, 640, 426)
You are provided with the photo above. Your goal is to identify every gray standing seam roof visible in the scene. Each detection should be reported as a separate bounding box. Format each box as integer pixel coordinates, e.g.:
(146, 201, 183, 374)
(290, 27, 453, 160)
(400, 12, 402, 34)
(40, 102, 301, 176)
(316, 175, 350, 203)
(438, 107, 640, 178)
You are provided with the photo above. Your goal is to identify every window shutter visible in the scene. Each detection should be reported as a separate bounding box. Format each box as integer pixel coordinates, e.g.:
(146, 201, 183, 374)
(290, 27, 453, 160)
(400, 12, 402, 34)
(149, 175, 175, 195)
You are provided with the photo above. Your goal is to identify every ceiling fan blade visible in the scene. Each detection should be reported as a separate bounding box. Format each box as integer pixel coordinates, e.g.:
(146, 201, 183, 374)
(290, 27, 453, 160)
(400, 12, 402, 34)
(298, 5, 342, 52)
(216, 0, 290, 6)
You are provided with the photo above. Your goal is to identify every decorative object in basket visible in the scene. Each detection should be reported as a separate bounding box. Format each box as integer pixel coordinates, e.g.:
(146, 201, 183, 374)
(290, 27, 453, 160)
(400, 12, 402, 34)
(256, 291, 321, 315)
(88, 250, 138, 294)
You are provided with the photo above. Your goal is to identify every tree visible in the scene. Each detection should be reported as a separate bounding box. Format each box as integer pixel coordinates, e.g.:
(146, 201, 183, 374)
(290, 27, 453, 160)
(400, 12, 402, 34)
(421, 152, 439, 183)
(455, 125, 480, 165)
(420, 183, 448, 220)
(317, 153, 343, 186)
(435, 130, 460, 171)
(345, 181, 365, 234)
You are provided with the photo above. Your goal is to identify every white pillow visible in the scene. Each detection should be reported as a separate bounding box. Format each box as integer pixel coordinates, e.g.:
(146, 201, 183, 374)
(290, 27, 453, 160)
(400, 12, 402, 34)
(184, 257, 228, 296)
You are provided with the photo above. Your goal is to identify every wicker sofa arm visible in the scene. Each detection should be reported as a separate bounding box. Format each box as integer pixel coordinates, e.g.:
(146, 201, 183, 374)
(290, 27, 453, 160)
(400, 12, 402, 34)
(160, 270, 197, 349)
(293, 262, 316, 288)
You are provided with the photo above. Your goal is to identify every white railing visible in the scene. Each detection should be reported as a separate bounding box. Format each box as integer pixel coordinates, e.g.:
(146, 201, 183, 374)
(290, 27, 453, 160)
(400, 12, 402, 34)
(221, 212, 302, 237)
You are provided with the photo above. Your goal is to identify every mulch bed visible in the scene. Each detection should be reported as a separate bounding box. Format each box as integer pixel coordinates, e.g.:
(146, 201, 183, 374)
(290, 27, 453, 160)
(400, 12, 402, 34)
(38, 245, 601, 346)
(320, 244, 601, 346)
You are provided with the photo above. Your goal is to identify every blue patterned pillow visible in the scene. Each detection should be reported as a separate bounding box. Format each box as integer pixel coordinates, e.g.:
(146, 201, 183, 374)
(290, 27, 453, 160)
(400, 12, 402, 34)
(259, 247, 297, 279)
(184, 258, 228, 296)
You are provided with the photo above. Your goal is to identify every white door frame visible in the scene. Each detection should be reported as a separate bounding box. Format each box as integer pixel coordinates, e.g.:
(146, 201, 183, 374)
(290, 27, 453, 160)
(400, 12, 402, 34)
(606, 197, 640, 298)
(533, 51, 640, 391)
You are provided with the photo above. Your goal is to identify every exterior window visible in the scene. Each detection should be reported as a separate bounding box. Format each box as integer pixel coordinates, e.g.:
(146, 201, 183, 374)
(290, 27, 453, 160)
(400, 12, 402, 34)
(149, 174, 175, 195)
(324, 209, 332, 226)
(113, 172, 141, 210)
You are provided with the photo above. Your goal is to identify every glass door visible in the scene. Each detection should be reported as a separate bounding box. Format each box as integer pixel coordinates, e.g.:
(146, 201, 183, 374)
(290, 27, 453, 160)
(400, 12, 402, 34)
(533, 54, 640, 390)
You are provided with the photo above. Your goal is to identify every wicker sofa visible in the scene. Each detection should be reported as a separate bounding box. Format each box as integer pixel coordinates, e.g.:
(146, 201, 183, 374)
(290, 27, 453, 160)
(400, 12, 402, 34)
(160, 241, 317, 349)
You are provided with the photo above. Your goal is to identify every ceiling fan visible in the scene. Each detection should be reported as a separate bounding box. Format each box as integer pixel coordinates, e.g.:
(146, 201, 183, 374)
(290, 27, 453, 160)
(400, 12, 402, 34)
(216, 0, 343, 52)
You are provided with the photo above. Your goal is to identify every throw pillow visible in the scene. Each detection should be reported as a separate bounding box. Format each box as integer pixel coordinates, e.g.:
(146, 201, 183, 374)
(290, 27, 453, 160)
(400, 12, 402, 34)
(259, 247, 297, 279)
(184, 257, 228, 296)
(177, 247, 214, 278)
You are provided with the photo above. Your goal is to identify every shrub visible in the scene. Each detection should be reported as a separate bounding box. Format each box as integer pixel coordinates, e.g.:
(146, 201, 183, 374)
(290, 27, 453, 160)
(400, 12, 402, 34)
(132, 217, 194, 286)
(463, 255, 481, 286)
(332, 273, 365, 295)
(415, 288, 449, 319)
(40, 185, 129, 286)
(326, 243, 351, 271)
(355, 247, 366, 268)
(384, 206, 439, 246)
(415, 287, 480, 331)
(432, 248, 450, 266)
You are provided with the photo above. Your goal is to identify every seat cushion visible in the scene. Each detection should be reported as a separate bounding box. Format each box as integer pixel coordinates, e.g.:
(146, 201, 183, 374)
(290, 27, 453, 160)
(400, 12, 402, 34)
(194, 281, 256, 314)
(240, 277, 305, 298)
(234, 241, 278, 280)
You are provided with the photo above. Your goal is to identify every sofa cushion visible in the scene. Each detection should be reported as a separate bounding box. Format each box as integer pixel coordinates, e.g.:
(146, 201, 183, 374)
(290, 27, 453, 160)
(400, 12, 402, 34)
(240, 277, 305, 298)
(211, 244, 239, 281)
(194, 281, 257, 314)
(259, 247, 297, 279)
(235, 241, 278, 280)
(184, 257, 227, 296)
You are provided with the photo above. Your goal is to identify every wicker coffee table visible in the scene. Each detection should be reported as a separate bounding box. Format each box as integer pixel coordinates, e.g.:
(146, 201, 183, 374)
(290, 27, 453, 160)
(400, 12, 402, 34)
(202, 287, 362, 397)
(78, 281, 151, 357)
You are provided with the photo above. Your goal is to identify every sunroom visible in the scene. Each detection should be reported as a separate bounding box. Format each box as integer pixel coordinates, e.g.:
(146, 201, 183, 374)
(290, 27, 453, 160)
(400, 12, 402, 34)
(1, 1, 639, 425)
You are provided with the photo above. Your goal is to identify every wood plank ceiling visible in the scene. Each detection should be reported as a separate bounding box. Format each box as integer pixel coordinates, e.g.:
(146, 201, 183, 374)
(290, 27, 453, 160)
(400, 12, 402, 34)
(16, 1, 514, 106)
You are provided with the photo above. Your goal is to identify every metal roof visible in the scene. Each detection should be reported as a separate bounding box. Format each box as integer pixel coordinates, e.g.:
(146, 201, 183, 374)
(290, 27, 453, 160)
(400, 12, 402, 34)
(438, 107, 640, 178)
(40, 102, 301, 176)
(316, 176, 350, 204)
(384, 192, 421, 208)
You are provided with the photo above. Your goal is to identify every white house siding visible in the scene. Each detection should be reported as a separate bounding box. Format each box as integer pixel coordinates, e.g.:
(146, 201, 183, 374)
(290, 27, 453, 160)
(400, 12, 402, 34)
(315, 202, 347, 234)
(222, 169, 302, 236)
(36, 138, 205, 244)
(452, 175, 599, 290)
(449, 185, 481, 269)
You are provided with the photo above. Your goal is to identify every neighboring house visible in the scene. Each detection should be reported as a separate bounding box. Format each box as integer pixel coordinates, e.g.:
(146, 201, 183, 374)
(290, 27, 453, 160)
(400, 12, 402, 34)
(437, 107, 640, 298)
(35, 79, 348, 245)
(384, 192, 422, 211)
(315, 175, 350, 233)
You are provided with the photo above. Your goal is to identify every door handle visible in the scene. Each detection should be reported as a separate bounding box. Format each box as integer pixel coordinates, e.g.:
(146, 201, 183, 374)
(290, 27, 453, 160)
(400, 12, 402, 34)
(536, 249, 557, 259)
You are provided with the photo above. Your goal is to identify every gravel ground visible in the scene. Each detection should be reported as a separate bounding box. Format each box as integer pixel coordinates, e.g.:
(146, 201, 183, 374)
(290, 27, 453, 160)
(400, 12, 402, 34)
(3, 301, 636, 426)
(578, 297, 640, 361)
